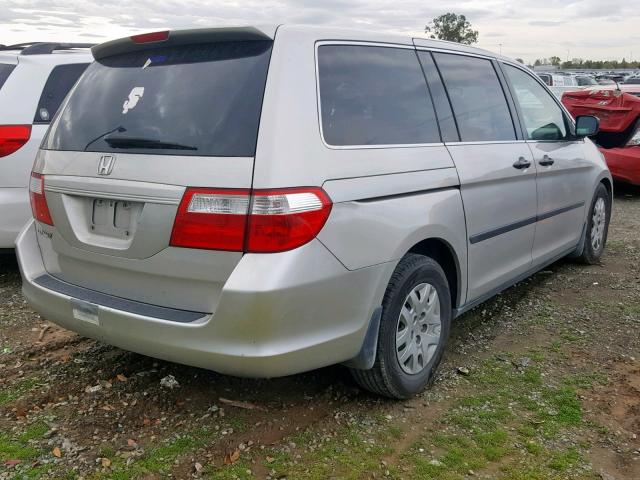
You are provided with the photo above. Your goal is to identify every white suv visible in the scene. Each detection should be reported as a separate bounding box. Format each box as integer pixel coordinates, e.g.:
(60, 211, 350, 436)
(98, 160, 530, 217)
(0, 43, 92, 251)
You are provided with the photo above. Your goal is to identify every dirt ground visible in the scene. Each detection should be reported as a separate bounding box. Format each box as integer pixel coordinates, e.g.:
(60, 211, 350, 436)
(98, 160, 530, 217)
(1, 186, 639, 480)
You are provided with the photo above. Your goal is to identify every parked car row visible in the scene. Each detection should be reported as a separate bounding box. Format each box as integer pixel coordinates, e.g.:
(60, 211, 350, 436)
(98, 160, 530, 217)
(3, 26, 612, 398)
(537, 71, 640, 99)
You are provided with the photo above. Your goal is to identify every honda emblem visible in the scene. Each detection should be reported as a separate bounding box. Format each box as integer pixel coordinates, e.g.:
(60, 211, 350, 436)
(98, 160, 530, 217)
(97, 155, 115, 176)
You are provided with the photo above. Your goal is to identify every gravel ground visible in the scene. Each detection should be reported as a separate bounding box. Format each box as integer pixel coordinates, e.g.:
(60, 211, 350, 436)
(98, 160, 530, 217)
(1, 185, 639, 479)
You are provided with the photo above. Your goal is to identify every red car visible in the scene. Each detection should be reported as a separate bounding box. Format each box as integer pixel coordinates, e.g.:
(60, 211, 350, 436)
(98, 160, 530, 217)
(562, 85, 640, 186)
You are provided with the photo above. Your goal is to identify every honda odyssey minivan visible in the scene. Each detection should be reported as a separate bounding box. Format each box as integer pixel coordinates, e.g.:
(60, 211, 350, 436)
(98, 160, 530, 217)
(16, 26, 612, 398)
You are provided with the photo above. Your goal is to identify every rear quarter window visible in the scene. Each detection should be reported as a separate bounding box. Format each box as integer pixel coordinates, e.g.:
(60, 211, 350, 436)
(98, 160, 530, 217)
(318, 44, 440, 146)
(0, 63, 16, 90)
(433, 53, 516, 142)
(34, 63, 89, 124)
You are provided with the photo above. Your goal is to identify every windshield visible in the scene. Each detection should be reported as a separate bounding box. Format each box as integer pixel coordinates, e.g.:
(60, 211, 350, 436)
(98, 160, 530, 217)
(44, 40, 272, 157)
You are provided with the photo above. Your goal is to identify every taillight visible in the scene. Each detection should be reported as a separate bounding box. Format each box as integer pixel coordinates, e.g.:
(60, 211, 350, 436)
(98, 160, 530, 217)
(131, 31, 170, 44)
(29, 173, 54, 226)
(170, 187, 332, 253)
(0, 125, 31, 158)
(170, 188, 250, 251)
(246, 188, 332, 253)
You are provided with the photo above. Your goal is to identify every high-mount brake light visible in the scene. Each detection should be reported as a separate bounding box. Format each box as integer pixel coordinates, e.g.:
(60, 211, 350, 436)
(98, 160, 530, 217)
(29, 172, 54, 226)
(0, 125, 31, 158)
(130, 31, 170, 44)
(170, 187, 332, 253)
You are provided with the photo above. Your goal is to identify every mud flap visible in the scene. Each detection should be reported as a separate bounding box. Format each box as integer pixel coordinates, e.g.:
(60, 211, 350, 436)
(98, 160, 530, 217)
(342, 306, 382, 370)
(568, 221, 588, 259)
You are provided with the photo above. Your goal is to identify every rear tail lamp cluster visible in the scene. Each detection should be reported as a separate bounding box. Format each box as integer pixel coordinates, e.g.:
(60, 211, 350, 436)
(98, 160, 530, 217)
(0, 125, 31, 158)
(29, 173, 54, 226)
(170, 187, 332, 253)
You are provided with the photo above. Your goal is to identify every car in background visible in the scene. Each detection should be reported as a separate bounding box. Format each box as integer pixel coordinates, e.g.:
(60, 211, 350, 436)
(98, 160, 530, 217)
(625, 76, 640, 85)
(563, 85, 640, 185)
(536, 72, 597, 98)
(596, 77, 618, 86)
(0, 42, 92, 252)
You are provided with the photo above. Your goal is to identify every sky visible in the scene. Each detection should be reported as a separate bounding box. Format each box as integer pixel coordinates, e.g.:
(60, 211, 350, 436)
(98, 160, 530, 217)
(1, 0, 639, 63)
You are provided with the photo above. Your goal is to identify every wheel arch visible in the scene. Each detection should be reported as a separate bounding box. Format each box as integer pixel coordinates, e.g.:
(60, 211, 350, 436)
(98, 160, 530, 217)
(407, 237, 462, 310)
(600, 176, 613, 202)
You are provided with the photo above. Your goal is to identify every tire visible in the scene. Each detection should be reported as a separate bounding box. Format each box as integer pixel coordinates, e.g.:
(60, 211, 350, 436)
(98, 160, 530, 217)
(350, 254, 452, 399)
(575, 183, 611, 264)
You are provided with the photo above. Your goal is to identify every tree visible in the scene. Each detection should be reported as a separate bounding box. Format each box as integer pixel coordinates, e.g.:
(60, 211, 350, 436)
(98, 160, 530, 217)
(515, 58, 524, 64)
(425, 13, 479, 45)
(549, 56, 561, 66)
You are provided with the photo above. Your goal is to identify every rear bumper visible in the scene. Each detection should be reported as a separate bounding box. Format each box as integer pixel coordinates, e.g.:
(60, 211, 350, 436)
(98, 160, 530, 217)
(0, 187, 30, 248)
(601, 146, 640, 186)
(17, 220, 391, 377)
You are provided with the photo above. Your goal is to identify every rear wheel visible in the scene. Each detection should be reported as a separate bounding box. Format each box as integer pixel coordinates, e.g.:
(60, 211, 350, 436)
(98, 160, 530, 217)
(576, 183, 611, 264)
(351, 254, 451, 399)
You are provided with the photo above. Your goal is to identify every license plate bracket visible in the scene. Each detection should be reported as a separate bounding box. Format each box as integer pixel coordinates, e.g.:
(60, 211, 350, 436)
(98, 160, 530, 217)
(90, 198, 141, 239)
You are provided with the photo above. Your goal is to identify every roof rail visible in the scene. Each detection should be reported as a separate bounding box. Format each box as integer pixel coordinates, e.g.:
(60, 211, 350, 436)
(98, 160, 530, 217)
(0, 42, 95, 55)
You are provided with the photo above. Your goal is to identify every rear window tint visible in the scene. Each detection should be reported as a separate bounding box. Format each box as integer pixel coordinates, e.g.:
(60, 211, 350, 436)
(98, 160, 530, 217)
(434, 53, 516, 142)
(44, 41, 272, 157)
(34, 63, 89, 124)
(0, 64, 16, 90)
(318, 45, 440, 146)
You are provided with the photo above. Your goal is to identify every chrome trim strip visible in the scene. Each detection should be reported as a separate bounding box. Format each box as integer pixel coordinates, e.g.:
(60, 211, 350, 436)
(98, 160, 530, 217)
(446, 140, 528, 146)
(45, 185, 181, 205)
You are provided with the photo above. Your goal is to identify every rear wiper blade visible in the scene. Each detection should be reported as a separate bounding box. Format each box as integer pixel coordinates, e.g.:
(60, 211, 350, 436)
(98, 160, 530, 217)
(104, 136, 198, 151)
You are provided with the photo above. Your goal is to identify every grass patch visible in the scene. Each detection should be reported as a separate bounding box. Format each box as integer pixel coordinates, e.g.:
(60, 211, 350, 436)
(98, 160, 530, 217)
(401, 356, 590, 478)
(90, 425, 226, 479)
(0, 420, 50, 478)
(257, 423, 395, 480)
(0, 376, 40, 406)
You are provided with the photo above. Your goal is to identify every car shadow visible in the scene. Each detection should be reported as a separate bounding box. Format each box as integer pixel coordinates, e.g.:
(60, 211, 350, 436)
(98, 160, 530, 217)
(0, 250, 19, 273)
(614, 182, 640, 200)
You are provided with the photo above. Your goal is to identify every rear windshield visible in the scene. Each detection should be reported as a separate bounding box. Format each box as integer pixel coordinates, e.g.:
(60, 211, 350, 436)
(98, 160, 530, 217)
(0, 63, 16, 90)
(44, 41, 273, 157)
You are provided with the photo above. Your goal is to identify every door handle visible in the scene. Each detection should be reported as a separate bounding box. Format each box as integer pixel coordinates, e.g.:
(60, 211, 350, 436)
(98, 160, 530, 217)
(539, 155, 555, 166)
(513, 157, 531, 170)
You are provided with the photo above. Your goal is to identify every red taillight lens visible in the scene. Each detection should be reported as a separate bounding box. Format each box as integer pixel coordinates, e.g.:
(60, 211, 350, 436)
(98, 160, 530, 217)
(170, 188, 250, 251)
(29, 173, 54, 226)
(246, 188, 332, 253)
(170, 187, 332, 253)
(131, 31, 170, 44)
(0, 125, 31, 158)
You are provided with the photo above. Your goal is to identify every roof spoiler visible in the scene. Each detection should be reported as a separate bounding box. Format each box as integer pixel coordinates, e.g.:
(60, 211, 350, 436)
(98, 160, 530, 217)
(92, 27, 274, 61)
(0, 42, 95, 55)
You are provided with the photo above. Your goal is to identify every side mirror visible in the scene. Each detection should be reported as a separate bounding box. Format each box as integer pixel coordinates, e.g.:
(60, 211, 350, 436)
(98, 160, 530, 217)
(575, 115, 600, 137)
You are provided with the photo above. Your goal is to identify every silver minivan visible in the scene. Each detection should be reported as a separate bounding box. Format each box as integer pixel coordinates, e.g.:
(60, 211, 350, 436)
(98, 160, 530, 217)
(16, 26, 612, 398)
